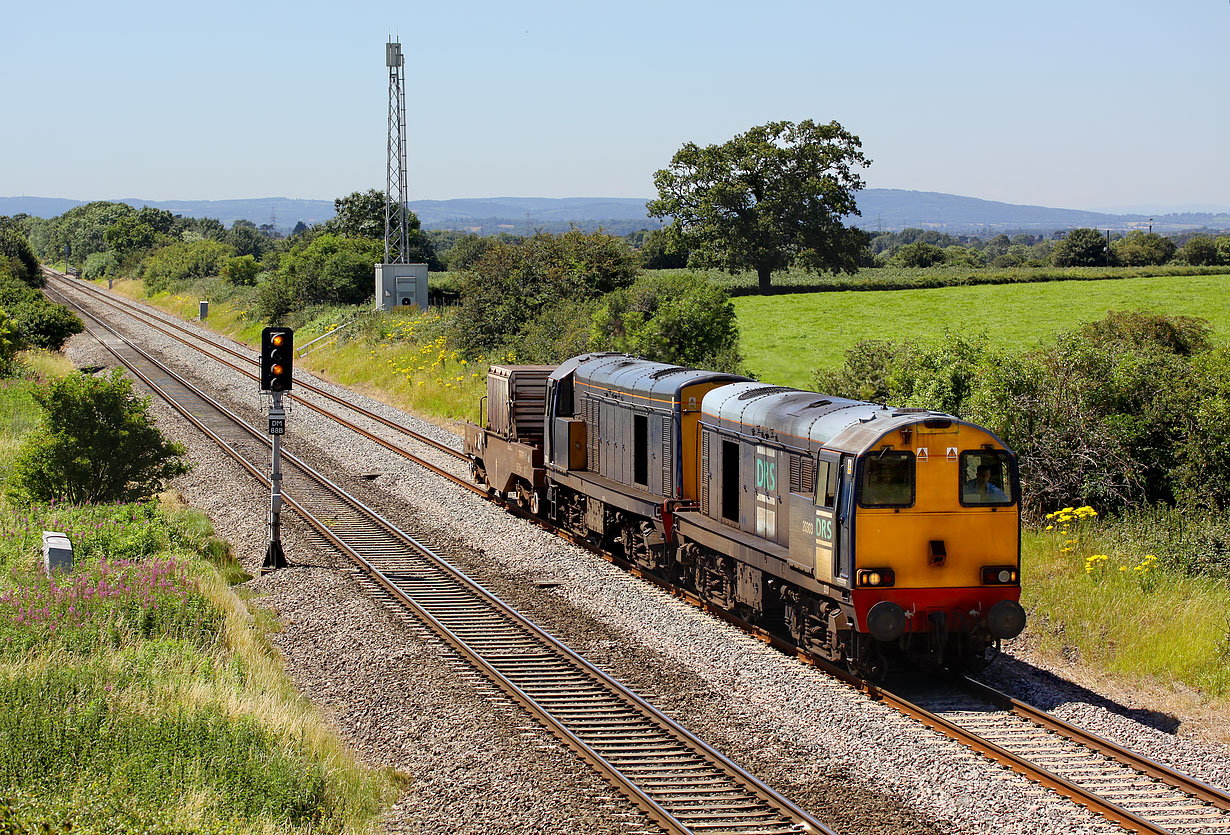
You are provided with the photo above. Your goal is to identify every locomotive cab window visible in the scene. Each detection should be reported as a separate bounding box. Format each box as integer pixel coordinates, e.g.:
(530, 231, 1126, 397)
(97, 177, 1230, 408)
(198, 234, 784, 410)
(859, 451, 915, 508)
(960, 450, 1016, 506)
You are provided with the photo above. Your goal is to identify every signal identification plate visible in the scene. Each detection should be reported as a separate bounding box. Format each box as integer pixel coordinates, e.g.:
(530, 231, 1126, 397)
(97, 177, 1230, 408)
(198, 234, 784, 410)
(269, 416, 285, 435)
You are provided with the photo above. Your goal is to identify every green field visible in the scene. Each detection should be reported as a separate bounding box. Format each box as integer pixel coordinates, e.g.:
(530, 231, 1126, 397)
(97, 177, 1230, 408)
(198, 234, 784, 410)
(735, 273, 1230, 388)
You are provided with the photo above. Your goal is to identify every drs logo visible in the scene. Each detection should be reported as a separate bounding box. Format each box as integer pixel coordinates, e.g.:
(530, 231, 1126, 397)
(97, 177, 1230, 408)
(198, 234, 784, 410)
(755, 459, 777, 491)
(814, 511, 834, 542)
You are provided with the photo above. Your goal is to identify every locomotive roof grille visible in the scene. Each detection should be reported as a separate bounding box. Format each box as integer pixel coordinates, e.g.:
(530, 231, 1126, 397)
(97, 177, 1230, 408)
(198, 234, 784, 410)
(737, 385, 796, 401)
(649, 367, 691, 379)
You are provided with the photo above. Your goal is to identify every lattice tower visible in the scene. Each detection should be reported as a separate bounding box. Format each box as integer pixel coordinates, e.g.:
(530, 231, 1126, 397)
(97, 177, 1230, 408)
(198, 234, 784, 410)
(385, 40, 410, 264)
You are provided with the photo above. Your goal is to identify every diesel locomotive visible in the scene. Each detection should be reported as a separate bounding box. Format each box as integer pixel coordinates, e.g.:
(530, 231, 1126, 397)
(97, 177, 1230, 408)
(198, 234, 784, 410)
(464, 352, 1025, 676)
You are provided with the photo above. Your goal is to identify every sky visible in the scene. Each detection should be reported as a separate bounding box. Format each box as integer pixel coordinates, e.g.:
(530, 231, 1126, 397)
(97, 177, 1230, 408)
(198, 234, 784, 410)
(4, 0, 1229, 213)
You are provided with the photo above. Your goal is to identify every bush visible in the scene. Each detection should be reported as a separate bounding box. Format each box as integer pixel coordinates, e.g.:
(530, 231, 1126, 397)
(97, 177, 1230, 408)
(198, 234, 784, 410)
(83, 251, 120, 279)
(451, 230, 639, 358)
(815, 310, 1228, 516)
(277, 233, 382, 308)
(7, 370, 190, 505)
(219, 254, 260, 286)
(0, 270, 83, 350)
(142, 240, 235, 294)
(813, 339, 911, 403)
(590, 271, 742, 371)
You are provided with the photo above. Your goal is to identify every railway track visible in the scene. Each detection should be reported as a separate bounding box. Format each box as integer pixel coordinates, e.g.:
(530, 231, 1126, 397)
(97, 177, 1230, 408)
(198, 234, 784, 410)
(45, 271, 1230, 834)
(48, 276, 832, 835)
(877, 674, 1230, 834)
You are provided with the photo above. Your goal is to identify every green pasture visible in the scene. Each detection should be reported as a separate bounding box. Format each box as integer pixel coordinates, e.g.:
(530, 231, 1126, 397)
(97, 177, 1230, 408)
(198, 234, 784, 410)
(735, 273, 1230, 388)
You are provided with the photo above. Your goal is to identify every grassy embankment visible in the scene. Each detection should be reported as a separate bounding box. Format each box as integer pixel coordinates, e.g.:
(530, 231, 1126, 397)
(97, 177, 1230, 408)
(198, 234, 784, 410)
(0, 351, 402, 833)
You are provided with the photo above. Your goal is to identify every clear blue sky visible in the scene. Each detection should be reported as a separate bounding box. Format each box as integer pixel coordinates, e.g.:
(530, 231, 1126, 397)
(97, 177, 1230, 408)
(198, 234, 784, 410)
(4, 0, 1228, 212)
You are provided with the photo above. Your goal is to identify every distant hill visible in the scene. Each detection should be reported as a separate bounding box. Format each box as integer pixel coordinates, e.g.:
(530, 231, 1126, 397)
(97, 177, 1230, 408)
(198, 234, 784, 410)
(4, 191, 1228, 235)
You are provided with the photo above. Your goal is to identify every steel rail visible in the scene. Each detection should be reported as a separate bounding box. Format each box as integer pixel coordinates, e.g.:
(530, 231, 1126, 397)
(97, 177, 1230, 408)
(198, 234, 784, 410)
(53, 275, 831, 835)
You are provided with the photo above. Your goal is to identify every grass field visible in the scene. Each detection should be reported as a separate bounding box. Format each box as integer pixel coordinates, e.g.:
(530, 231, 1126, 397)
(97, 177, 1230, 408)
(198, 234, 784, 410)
(734, 273, 1230, 388)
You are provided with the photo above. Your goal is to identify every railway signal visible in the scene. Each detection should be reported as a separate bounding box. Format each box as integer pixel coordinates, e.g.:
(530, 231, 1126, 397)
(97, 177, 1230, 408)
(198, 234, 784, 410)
(260, 327, 293, 572)
(261, 327, 294, 392)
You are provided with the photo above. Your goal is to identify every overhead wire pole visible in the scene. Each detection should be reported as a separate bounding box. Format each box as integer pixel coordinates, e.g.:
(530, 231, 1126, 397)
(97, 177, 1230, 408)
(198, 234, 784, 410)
(385, 40, 409, 265)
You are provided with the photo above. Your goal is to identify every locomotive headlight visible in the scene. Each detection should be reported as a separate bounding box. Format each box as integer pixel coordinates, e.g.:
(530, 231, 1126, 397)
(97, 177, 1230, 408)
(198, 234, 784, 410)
(857, 568, 895, 587)
(982, 565, 1019, 585)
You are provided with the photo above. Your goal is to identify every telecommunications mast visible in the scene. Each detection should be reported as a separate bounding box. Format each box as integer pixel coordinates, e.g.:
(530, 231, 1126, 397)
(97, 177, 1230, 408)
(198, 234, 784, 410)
(375, 39, 428, 311)
(385, 40, 409, 264)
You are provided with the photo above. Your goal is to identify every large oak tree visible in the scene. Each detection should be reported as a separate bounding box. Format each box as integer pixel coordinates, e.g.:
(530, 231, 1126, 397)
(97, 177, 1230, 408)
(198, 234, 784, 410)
(647, 119, 870, 293)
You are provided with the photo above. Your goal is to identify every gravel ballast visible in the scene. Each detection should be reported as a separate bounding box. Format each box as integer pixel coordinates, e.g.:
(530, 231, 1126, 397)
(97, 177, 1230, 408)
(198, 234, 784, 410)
(60, 289, 1230, 834)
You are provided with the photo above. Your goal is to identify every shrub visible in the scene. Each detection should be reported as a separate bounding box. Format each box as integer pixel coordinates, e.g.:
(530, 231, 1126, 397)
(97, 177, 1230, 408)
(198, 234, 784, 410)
(590, 271, 742, 371)
(0, 271, 83, 350)
(451, 230, 639, 358)
(83, 251, 120, 279)
(7, 370, 190, 505)
(277, 233, 382, 308)
(142, 240, 235, 294)
(219, 254, 260, 286)
(816, 310, 1227, 515)
(813, 338, 911, 403)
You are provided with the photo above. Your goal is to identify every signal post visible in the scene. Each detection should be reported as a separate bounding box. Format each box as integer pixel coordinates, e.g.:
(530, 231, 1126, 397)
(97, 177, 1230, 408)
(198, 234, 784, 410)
(260, 327, 293, 572)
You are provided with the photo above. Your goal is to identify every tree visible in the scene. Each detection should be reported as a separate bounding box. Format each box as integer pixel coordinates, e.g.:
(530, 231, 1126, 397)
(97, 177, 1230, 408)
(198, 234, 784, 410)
(7, 369, 190, 505)
(1111, 231, 1175, 266)
(324, 188, 437, 266)
(227, 219, 266, 259)
(445, 234, 494, 272)
(1177, 235, 1220, 266)
(276, 233, 383, 307)
(637, 227, 689, 269)
(1051, 228, 1109, 267)
(894, 241, 945, 268)
(0, 228, 42, 286)
(103, 214, 158, 258)
(647, 119, 870, 293)
(451, 230, 639, 358)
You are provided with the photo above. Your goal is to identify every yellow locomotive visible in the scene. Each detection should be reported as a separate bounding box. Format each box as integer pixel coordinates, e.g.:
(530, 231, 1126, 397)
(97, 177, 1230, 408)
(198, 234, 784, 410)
(465, 353, 1025, 675)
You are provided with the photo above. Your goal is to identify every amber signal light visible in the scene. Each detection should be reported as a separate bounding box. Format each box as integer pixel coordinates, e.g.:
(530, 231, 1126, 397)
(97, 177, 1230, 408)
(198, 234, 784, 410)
(260, 327, 294, 392)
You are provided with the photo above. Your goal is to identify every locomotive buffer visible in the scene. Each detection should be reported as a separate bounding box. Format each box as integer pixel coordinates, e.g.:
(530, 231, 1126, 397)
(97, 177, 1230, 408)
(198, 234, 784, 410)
(260, 327, 293, 572)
